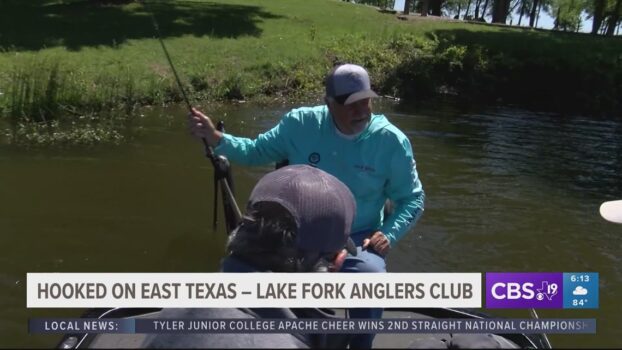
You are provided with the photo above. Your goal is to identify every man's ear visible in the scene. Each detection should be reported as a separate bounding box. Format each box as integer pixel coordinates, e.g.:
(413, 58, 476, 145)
(325, 98, 337, 117)
(329, 249, 348, 272)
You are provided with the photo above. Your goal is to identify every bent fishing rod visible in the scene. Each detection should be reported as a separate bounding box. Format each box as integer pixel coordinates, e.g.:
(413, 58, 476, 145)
(149, 9, 242, 232)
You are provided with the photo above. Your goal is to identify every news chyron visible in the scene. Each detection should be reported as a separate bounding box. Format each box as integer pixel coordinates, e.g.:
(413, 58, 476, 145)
(27, 272, 599, 336)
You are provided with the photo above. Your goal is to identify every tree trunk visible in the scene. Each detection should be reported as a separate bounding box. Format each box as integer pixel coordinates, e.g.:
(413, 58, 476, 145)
(481, 0, 491, 19)
(474, 0, 483, 18)
(518, 0, 526, 25)
(492, 0, 510, 23)
(430, 0, 442, 15)
(404, 0, 412, 14)
(529, 0, 540, 27)
(535, 0, 542, 27)
(591, 0, 605, 34)
(421, 0, 430, 16)
(508, 0, 521, 17)
(464, 0, 473, 18)
(553, 6, 561, 30)
(606, 0, 621, 36)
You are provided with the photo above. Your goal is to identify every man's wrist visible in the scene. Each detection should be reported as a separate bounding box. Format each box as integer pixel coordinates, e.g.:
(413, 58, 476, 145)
(207, 130, 223, 147)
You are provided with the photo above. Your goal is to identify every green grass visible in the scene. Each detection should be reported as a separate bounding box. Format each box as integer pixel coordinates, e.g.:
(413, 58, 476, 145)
(0, 0, 621, 146)
(0, 0, 405, 92)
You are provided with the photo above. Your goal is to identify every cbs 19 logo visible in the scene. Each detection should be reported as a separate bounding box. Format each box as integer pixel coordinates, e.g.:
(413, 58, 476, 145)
(490, 282, 558, 301)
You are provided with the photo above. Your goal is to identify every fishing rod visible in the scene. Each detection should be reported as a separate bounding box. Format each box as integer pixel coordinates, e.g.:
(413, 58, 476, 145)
(148, 6, 242, 232)
(529, 308, 552, 349)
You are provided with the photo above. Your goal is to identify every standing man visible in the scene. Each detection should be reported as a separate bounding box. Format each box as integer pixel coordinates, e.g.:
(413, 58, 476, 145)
(189, 63, 425, 347)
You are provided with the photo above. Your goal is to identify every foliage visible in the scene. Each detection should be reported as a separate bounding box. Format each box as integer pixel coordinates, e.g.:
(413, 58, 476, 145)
(0, 0, 621, 147)
(5, 119, 124, 148)
(550, 0, 587, 31)
(357, 0, 396, 9)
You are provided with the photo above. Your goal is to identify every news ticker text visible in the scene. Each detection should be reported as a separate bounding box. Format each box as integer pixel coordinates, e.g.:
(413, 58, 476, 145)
(29, 318, 596, 334)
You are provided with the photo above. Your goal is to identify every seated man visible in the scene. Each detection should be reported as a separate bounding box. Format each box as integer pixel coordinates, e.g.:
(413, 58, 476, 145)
(142, 164, 357, 349)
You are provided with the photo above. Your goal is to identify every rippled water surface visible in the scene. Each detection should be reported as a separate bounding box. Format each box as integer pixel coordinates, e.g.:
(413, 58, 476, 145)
(1, 100, 620, 347)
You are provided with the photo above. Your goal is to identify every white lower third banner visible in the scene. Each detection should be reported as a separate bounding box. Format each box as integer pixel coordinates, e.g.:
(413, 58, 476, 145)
(27, 273, 481, 308)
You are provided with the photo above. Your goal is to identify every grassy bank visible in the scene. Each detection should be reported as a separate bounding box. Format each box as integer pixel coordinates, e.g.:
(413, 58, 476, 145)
(1, 0, 621, 147)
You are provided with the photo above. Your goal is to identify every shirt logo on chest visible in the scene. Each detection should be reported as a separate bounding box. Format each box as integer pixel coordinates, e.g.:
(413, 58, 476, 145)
(308, 152, 321, 165)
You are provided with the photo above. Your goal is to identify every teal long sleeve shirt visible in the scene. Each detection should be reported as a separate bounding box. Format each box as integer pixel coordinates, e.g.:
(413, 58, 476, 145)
(214, 105, 425, 244)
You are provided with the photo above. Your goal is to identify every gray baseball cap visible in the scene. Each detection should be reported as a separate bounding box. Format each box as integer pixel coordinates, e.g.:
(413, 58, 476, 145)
(325, 63, 379, 105)
(247, 165, 357, 256)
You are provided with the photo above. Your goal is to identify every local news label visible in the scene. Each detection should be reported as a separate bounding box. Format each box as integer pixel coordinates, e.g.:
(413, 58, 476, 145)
(27, 273, 481, 308)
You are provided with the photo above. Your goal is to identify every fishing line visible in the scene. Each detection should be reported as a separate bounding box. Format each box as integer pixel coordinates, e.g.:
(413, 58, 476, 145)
(146, 1, 242, 229)
(149, 13, 193, 113)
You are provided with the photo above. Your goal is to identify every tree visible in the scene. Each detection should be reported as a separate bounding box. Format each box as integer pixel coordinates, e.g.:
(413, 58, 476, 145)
(508, 0, 525, 20)
(590, 0, 607, 33)
(605, 0, 621, 35)
(518, 0, 530, 24)
(442, 0, 492, 19)
(464, 0, 474, 18)
(533, 0, 551, 26)
(421, 0, 431, 15)
(474, 0, 484, 17)
(430, 0, 445, 14)
(443, 0, 468, 17)
(357, 0, 395, 8)
(492, 0, 512, 22)
(529, 0, 541, 26)
(480, 0, 492, 18)
(551, 0, 584, 31)
(404, 0, 412, 13)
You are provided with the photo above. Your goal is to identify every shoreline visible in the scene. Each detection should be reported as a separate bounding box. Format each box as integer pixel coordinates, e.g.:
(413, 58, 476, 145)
(1, 0, 620, 147)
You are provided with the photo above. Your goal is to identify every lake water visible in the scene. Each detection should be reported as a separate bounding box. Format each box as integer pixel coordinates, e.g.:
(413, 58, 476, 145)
(1, 99, 620, 348)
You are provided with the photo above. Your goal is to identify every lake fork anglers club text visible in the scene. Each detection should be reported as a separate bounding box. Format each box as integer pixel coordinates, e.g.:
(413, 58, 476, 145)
(27, 273, 482, 308)
(35, 281, 473, 300)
